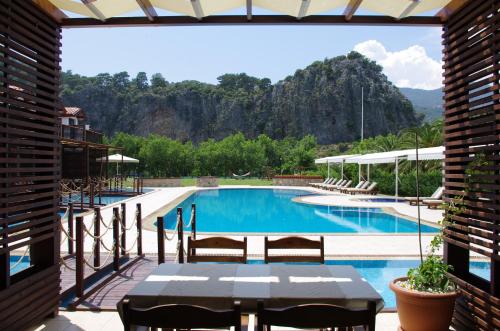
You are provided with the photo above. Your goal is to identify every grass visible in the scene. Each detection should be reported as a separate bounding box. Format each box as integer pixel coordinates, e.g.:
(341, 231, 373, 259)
(181, 177, 272, 186)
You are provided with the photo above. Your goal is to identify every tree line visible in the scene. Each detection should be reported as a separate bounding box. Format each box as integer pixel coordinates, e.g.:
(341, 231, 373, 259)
(110, 119, 443, 197)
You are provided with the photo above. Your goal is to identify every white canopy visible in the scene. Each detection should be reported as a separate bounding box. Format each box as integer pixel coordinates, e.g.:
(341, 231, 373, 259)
(96, 153, 139, 164)
(315, 146, 444, 198)
(48, 0, 451, 20)
(406, 146, 445, 161)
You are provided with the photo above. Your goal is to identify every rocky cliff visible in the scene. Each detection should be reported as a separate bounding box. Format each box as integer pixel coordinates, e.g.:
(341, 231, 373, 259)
(61, 51, 418, 144)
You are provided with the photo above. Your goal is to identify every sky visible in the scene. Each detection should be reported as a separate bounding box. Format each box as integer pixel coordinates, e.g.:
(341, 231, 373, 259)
(61, 24, 444, 90)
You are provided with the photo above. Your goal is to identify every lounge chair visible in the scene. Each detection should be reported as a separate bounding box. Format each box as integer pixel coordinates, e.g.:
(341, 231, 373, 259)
(349, 182, 378, 195)
(323, 179, 345, 190)
(310, 177, 330, 187)
(405, 187, 443, 206)
(330, 179, 352, 191)
(423, 199, 444, 209)
(340, 180, 365, 193)
(319, 178, 338, 189)
(342, 180, 370, 194)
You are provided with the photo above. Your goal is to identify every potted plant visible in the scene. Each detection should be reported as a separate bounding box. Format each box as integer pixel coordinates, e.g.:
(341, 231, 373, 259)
(389, 205, 459, 331)
(390, 135, 462, 331)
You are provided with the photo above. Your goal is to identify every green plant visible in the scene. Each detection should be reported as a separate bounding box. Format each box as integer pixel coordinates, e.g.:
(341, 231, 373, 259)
(403, 196, 465, 293)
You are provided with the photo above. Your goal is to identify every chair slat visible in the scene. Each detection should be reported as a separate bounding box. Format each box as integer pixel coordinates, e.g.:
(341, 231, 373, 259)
(265, 236, 324, 264)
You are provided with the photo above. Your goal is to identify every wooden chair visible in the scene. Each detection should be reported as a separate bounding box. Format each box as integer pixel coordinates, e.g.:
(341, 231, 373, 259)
(187, 236, 247, 263)
(122, 299, 241, 331)
(257, 301, 376, 331)
(264, 236, 324, 264)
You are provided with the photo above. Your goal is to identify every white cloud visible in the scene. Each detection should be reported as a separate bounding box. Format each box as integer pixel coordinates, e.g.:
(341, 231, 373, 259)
(354, 40, 443, 90)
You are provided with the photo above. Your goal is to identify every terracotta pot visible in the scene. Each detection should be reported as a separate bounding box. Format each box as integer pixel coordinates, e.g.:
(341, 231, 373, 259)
(390, 277, 457, 331)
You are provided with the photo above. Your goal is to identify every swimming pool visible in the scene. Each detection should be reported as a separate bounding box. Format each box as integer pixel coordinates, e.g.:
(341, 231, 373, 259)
(9, 256, 30, 275)
(360, 198, 407, 203)
(163, 188, 437, 234)
(246, 259, 490, 309)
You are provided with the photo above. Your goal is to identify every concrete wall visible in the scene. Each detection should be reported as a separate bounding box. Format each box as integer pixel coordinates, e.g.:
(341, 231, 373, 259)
(142, 177, 182, 187)
(272, 176, 323, 186)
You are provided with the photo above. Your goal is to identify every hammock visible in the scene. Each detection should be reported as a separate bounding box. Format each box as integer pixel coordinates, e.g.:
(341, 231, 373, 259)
(232, 172, 251, 179)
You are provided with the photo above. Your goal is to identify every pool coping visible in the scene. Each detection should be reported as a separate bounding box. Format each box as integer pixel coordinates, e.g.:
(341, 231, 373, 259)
(142, 187, 440, 236)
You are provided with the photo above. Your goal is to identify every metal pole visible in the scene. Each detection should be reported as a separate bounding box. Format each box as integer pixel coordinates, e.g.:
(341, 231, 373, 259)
(395, 157, 399, 198)
(415, 133, 423, 264)
(367, 164, 370, 182)
(358, 164, 361, 183)
(120, 203, 126, 255)
(113, 208, 120, 271)
(361, 86, 364, 141)
(341, 161, 344, 179)
(327, 161, 330, 179)
(68, 203, 74, 255)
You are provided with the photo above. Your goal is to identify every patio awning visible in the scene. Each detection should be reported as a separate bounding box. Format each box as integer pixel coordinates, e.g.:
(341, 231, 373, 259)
(47, 0, 454, 22)
(345, 149, 414, 164)
(406, 146, 445, 161)
(96, 153, 139, 164)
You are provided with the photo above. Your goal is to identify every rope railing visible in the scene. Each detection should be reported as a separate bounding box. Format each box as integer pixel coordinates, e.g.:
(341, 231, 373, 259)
(157, 204, 196, 265)
(65, 203, 143, 298)
(9, 245, 30, 271)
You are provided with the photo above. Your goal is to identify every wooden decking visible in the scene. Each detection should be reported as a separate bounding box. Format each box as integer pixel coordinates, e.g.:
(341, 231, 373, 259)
(61, 254, 173, 311)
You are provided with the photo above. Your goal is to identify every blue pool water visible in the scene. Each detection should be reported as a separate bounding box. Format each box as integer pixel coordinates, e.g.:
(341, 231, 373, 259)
(164, 189, 437, 233)
(9, 256, 30, 275)
(246, 260, 490, 309)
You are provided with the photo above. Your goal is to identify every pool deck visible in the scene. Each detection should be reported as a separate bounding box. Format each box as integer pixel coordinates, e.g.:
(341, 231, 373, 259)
(57, 185, 450, 259)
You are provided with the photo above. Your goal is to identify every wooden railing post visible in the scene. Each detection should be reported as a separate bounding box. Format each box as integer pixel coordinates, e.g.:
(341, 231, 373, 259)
(68, 203, 74, 255)
(75, 216, 84, 297)
(177, 208, 184, 264)
(94, 207, 101, 268)
(157, 217, 165, 264)
(98, 182, 102, 205)
(120, 203, 126, 255)
(89, 183, 94, 208)
(113, 207, 120, 271)
(191, 204, 196, 240)
(136, 203, 142, 256)
(140, 177, 144, 194)
(80, 182, 84, 211)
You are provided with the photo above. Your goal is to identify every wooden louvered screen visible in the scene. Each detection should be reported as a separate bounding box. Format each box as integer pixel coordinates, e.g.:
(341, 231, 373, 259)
(0, 0, 61, 329)
(442, 0, 499, 330)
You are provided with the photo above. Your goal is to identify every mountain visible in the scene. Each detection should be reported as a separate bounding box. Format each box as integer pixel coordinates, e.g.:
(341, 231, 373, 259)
(61, 51, 419, 144)
(399, 87, 443, 122)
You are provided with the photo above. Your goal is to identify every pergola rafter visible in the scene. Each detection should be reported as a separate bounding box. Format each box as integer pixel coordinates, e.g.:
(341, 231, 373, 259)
(136, 0, 158, 22)
(343, 0, 363, 21)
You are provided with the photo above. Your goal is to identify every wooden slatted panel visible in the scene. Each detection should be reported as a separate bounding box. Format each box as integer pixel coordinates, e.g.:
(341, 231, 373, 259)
(0, 0, 61, 329)
(443, 0, 500, 330)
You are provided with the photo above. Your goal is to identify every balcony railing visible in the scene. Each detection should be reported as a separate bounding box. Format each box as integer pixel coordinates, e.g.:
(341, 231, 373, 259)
(61, 124, 103, 144)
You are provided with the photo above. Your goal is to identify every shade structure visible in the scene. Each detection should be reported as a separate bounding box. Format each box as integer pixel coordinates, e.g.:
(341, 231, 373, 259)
(96, 153, 139, 164)
(48, 0, 453, 20)
(317, 147, 444, 198)
(406, 146, 445, 161)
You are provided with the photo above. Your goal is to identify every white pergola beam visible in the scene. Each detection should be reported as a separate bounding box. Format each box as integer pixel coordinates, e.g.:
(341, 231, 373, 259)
(191, 0, 204, 20)
(246, 0, 252, 21)
(81, 0, 106, 21)
(297, 0, 311, 20)
(136, 0, 158, 22)
(399, 0, 421, 19)
(343, 0, 363, 21)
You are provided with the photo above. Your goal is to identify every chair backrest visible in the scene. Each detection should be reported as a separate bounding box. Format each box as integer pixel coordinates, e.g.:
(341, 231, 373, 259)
(366, 182, 377, 191)
(122, 299, 241, 331)
(327, 178, 336, 185)
(431, 186, 444, 199)
(257, 301, 376, 331)
(264, 236, 324, 264)
(354, 181, 365, 189)
(360, 181, 371, 189)
(342, 180, 352, 188)
(188, 236, 247, 263)
(336, 179, 346, 187)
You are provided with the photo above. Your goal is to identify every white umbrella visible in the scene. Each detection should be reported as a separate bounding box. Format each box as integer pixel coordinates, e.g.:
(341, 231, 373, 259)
(96, 154, 139, 176)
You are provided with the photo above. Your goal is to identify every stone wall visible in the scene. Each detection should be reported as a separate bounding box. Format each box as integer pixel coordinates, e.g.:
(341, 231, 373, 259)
(197, 176, 219, 187)
(272, 176, 323, 186)
(142, 177, 182, 187)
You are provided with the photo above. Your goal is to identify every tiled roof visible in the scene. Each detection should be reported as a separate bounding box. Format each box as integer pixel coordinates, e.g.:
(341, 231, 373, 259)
(62, 107, 85, 117)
